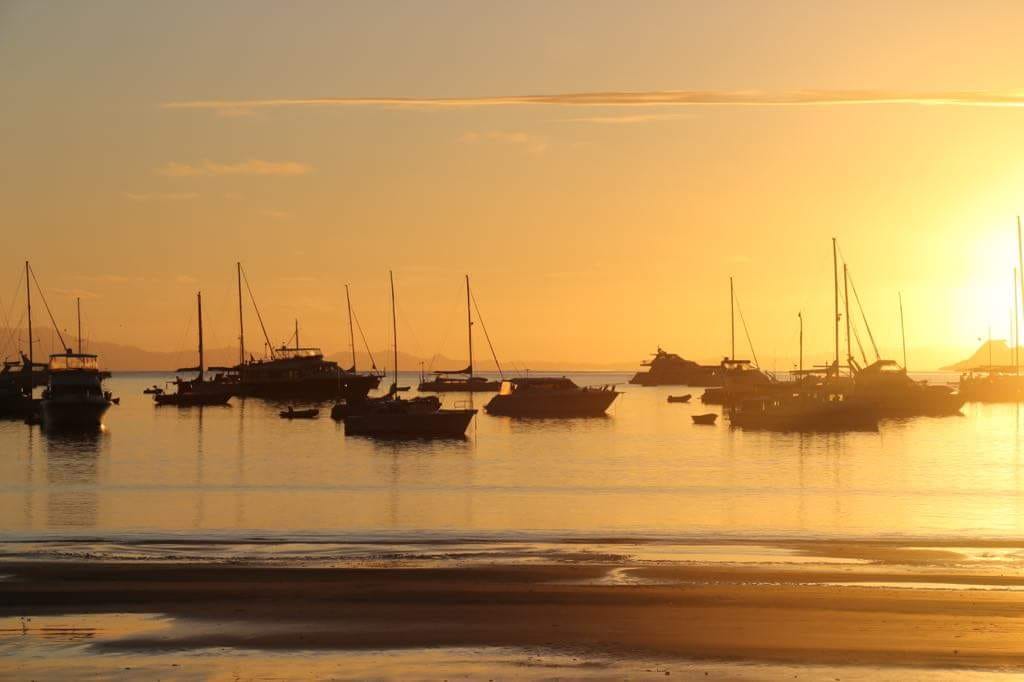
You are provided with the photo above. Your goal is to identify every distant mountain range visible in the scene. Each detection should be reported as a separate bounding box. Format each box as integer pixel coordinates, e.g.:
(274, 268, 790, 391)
(940, 339, 1021, 371)
(0, 326, 633, 372)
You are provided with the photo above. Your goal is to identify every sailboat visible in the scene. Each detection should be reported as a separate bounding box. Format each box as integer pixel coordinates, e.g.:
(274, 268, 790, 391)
(343, 271, 477, 438)
(151, 292, 233, 406)
(701, 277, 774, 405)
(418, 275, 501, 393)
(0, 263, 48, 418)
(38, 282, 117, 430)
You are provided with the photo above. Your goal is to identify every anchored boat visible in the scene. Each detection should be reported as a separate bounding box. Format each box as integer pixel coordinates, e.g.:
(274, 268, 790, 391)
(484, 377, 619, 417)
(152, 292, 232, 407)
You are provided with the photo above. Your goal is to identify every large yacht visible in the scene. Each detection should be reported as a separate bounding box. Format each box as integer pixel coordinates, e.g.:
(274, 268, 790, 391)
(629, 348, 722, 386)
(484, 377, 620, 417)
(40, 351, 116, 429)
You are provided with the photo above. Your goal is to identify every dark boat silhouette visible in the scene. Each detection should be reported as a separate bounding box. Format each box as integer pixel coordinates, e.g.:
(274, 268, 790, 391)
(152, 292, 232, 407)
(0, 262, 49, 418)
(418, 275, 501, 393)
(667, 394, 692, 403)
(692, 413, 717, 425)
(212, 264, 380, 402)
(629, 348, 722, 386)
(727, 390, 880, 431)
(484, 377, 619, 417)
(343, 271, 476, 439)
(849, 360, 963, 416)
(700, 359, 775, 405)
(40, 350, 115, 430)
(959, 365, 1024, 402)
(280, 407, 318, 419)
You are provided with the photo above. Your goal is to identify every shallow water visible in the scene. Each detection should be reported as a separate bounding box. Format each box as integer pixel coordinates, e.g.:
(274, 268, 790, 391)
(2, 371, 1024, 543)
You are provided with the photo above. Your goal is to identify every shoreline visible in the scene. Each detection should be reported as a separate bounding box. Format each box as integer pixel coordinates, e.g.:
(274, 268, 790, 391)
(6, 539, 1024, 673)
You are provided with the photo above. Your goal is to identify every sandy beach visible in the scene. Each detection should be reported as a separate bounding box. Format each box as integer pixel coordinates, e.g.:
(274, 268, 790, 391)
(5, 540, 1024, 678)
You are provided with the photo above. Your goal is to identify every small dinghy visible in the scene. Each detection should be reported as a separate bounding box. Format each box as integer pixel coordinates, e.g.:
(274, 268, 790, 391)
(280, 407, 319, 419)
(692, 413, 717, 425)
(667, 394, 692, 403)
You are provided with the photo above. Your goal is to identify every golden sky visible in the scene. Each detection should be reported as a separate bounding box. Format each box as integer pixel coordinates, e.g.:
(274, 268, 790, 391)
(3, 1, 1024, 369)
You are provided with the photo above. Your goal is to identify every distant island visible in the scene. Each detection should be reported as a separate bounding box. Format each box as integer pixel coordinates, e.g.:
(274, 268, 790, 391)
(941, 339, 1020, 371)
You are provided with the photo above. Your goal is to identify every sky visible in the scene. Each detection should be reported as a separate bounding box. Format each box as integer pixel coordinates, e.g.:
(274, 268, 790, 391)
(3, 0, 1024, 369)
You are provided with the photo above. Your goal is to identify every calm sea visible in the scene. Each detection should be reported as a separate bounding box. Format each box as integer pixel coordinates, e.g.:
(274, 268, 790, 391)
(3, 370, 1024, 547)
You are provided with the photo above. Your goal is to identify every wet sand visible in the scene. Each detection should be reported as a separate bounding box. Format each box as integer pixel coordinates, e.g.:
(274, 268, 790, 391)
(6, 543, 1024, 674)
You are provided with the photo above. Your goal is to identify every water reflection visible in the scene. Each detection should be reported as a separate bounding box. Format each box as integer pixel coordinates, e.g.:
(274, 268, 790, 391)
(43, 428, 104, 529)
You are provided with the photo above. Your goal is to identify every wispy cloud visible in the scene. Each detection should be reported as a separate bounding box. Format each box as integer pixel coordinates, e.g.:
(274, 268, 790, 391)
(163, 89, 1024, 112)
(562, 112, 692, 124)
(124, 191, 200, 201)
(461, 131, 547, 154)
(155, 160, 312, 177)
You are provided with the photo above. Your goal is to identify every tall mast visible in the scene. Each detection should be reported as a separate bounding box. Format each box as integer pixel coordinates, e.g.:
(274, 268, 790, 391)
(466, 274, 473, 381)
(390, 270, 398, 391)
(295, 319, 299, 350)
(346, 284, 356, 371)
(197, 291, 205, 381)
(729, 276, 735, 360)
(25, 261, 32, 367)
(1015, 269, 1019, 376)
(236, 262, 245, 365)
(832, 238, 839, 372)
(898, 292, 907, 371)
(798, 311, 803, 376)
(76, 297, 81, 355)
(844, 263, 851, 374)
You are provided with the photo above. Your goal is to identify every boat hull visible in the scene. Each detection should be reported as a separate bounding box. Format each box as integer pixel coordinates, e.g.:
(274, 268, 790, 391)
(484, 391, 618, 417)
(40, 398, 111, 430)
(237, 373, 379, 401)
(154, 390, 232, 407)
(344, 409, 476, 438)
(417, 380, 501, 393)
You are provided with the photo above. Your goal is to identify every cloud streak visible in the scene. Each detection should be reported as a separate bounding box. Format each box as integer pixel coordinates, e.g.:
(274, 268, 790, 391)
(163, 89, 1024, 113)
(461, 130, 547, 154)
(156, 160, 312, 177)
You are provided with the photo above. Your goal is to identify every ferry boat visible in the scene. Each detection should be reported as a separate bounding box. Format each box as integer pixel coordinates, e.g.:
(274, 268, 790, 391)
(629, 348, 722, 387)
(40, 351, 115, 429)
(418, 275, 501, 393)
(151, 292, 232, 407)
(484, 377, 620, 417)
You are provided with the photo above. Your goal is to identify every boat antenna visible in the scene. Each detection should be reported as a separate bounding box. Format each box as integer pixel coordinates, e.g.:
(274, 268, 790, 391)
(25, 261, 32, 367)
(76, 297, 81, 355)
(1017, 216, 1024, 374)
(470, 288, 504, 379)
(1015, 268, 1020, 375)
(197, 291, 205, 381)
(466, 274, 473, 382)
(898, 292, 907, 371)
(236, 262, 245, 365)
(239, 265, 275, 359)
(844, 263, 852, 375)
(798, 311, 803, 376)
(832, 238, 839, 374)
(730, 275, 735, 360)
(390, 270, 398, 394)
(346, 284, 356, 371)
(295, 319, 299, 351)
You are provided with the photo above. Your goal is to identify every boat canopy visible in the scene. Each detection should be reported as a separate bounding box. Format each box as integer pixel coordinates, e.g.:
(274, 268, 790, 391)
(48, 353, 99, 372)
(273, 347, 323, 360)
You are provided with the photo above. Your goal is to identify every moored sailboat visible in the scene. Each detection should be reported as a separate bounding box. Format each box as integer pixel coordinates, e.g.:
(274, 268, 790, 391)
(343, 271, 477, 438)
(418, 275, 501, 393)
(151, 292, 233, 407)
